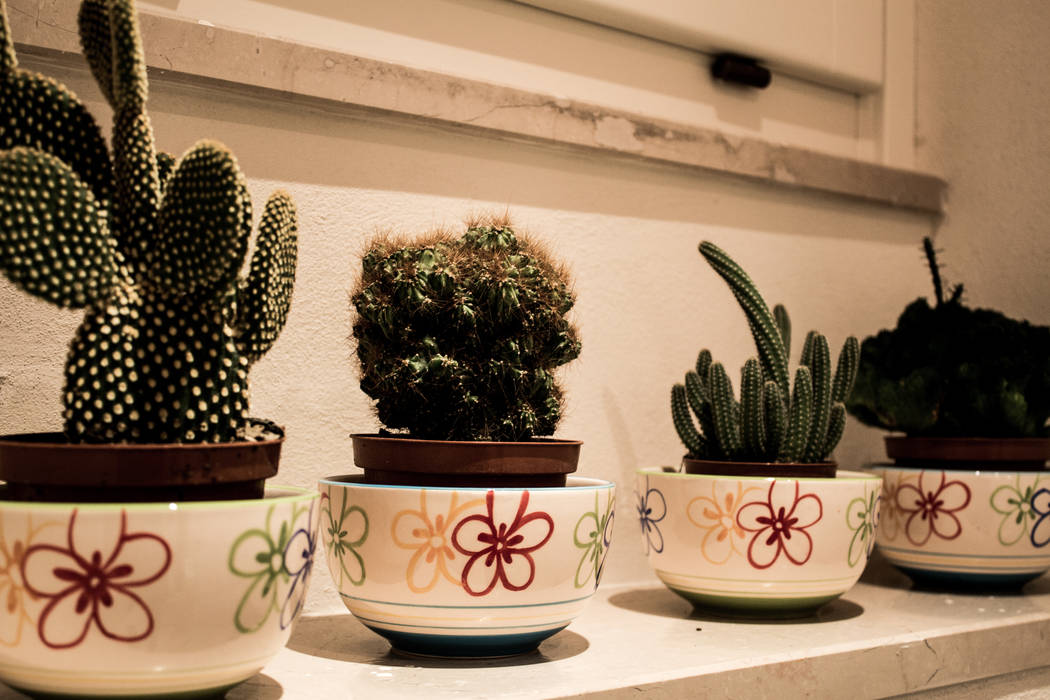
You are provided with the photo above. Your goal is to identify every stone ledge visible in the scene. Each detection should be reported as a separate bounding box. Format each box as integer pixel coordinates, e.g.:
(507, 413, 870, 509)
(9, 2, 946, 215)
(0, 556, 1046, 697)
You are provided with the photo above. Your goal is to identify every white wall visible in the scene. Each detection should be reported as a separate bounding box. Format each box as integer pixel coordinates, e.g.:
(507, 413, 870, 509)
(0, 4, 992, 616)
(914, 0, 1050, 324)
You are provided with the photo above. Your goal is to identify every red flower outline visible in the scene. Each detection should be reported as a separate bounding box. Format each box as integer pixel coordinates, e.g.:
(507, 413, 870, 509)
(451, 491, 553, 597)
(21, 511, 172, 649)
(897, 471, 971, 546)
(737, 481, 823, 569)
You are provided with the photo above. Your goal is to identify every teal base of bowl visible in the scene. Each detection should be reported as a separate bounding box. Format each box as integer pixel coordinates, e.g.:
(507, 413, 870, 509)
(897, 566, 1043, 591)
(364, 624, 567, 658)
(666, 585, 840, 619)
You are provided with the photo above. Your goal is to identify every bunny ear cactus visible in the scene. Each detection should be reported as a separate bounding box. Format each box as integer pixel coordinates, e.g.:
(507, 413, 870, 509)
(0, 0, 298, 443)
(671, 241, 858, 463)
(352, 216, 581, 442)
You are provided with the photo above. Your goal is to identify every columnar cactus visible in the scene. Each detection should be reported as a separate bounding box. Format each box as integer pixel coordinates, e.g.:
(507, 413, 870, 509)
(671, 242, 858, 463)
(351, 216, 581, 442)
(0, 0, 298, 443)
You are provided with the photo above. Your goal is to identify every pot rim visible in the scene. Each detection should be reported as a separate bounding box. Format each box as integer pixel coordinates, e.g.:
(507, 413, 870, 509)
(0, 484, 317, 511)
(320, 474, 613, 491)
(0, 427, 285, 451)
(637, 466, 879, 482)
(870, 463, 1050, 476)
(348, 433, 582, 448)
(681, 456, 836, 479)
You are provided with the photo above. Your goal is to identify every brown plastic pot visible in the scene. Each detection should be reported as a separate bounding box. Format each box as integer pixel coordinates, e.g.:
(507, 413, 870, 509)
(682, 457, 836, 479)
(0, 429, 283, 502)
(884, 436, 1050, 470)
(350, 433, 581, 487)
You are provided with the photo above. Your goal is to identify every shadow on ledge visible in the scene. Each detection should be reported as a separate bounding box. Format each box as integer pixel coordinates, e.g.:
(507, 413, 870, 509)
(225, 674, 283, 699)
(287, 615, 589, 667)
(608, 586, 864, 625)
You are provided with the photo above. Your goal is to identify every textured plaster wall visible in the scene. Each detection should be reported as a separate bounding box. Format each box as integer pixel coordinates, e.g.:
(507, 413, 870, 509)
(914, 0, 1050, 324)
(0, 23, 963, 614)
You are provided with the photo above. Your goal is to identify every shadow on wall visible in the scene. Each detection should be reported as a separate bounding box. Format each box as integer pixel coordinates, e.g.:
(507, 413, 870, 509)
(28, 60, 930, 246)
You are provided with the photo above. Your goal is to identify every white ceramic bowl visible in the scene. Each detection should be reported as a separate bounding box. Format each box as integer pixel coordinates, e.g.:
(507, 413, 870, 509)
(318, 475, 615, 657)
(636, 467, 881, 616)
(871, 466, 1050, 587)
(0, 487, 319, 697)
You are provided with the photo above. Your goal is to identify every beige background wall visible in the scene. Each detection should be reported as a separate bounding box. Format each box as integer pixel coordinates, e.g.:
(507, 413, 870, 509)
(914, 0, 1050, 322)
(1, 1, 1047, 616)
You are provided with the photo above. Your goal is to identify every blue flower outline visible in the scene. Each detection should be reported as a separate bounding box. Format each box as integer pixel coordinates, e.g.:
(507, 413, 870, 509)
(280, 499, 317, 630)
(636, 477, 666, 554)
(1031, 487, 1050, 548)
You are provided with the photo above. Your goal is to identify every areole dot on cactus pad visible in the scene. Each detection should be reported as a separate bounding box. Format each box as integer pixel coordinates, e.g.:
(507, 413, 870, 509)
(0, 0, 298, 444)
(352, 215, 581, 442)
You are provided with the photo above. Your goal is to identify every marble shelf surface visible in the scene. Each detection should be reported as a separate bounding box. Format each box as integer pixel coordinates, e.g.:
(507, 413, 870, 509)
(4, 555, 1047, 699)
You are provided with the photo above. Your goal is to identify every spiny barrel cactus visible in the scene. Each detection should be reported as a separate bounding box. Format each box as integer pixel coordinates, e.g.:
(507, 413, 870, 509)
(671, 242, 859, 463)
(0, 0, 298, 443)
(351, 216, 581, 442)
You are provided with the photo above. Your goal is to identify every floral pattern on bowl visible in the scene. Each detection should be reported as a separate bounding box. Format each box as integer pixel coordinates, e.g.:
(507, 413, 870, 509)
(0, 487, 319, 698)
(318, 476, 615, 658)
(872, 466, 1050, 587)
(636, 468, 881, 617)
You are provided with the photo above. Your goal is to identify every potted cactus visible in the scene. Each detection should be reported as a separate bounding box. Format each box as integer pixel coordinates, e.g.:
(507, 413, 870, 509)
(348, 216, 583, 487)
(637, 241, 879, 618)
(671, 241, 859, 478)
(0, 2, 318, 696)
(848, 238, 1050, 587)
(0, 0, 298, 502)
(319, 216, 615, 658)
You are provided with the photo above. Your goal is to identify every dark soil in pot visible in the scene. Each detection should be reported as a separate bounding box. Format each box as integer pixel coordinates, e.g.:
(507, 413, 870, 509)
(0, 423, 283, 502)
(351, 434, 581, 488)
(682, 457, 837, 479)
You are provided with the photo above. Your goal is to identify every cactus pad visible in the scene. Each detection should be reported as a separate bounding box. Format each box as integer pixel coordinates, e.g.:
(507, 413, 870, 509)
(0, 0, 298, 443)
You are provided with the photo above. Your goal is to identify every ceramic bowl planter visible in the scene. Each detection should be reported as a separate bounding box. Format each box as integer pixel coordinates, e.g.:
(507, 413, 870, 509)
(318, 475, 615, 657)
(870, 436, 1050, 588)
(636, 467, 881, 617)
(0, 486, 319, 697)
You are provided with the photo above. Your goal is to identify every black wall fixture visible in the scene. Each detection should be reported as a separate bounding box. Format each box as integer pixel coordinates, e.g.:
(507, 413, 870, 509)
(710, 53, 772, 89)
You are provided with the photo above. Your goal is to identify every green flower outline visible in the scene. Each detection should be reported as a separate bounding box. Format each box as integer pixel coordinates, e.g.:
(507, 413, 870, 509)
(229, 502, 309, 634)
(846, 486, 879, 568)
(573, 490, 614, 589)
(320, 489, 369, 587)
(990, 475, 1045, 546)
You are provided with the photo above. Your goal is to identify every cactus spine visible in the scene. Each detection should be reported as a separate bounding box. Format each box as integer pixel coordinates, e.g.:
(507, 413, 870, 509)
(0, 0, 298, 443)
(671, 242, 858, 464)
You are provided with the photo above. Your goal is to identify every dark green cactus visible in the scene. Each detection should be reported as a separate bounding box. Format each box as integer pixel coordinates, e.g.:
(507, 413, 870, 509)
(847, 237, 1050, 438)
(351, 216, 581, 442)
(0, 0, 298, 443)
(670, 241, 859, 463)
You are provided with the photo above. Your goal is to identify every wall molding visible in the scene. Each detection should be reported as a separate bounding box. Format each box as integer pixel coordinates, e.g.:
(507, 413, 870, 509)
(10, 3, 945, 214)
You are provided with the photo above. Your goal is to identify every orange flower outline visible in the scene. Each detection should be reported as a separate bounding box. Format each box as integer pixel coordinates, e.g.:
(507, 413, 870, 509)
(0, 515, 62, 647)
(687, 481, 762, 564)
(392, 491, 485, 593)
